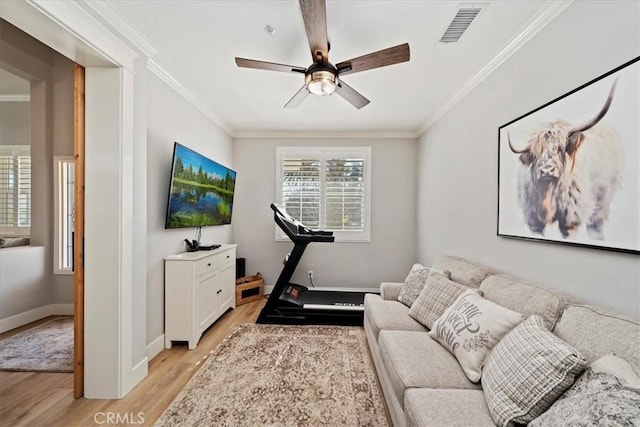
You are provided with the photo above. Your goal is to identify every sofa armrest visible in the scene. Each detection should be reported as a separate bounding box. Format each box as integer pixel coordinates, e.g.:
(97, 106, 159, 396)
(380, 282, 403, 300)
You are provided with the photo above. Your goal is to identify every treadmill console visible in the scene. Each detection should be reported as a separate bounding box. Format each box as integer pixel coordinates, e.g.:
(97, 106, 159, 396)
(271, 204, 335, 243)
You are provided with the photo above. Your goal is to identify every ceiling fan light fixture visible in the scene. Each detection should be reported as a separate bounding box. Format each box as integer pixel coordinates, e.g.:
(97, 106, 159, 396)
(305, 70, 336, 96)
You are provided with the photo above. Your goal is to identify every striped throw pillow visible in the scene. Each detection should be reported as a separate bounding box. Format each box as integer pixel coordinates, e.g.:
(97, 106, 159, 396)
(408, 272, 469, 329)
(481, 315, 586, 426)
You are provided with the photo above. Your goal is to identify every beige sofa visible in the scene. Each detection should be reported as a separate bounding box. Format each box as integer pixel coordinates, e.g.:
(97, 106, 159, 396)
(363, 255, 640, 426)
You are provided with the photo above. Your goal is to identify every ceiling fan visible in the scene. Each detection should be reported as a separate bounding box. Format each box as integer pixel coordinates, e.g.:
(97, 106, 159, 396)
(235, 0, 410, 109)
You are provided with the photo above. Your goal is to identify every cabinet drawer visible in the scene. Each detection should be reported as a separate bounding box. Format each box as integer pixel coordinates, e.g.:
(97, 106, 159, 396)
(217, 250, 235, 269)
(194, 255, 218, 277)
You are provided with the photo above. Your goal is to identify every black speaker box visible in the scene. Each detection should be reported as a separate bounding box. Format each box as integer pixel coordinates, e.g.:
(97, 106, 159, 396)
(236, 257, 246, 279)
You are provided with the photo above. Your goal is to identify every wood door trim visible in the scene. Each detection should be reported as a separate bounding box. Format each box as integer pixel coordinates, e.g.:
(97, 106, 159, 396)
(73, 64, 85, 399)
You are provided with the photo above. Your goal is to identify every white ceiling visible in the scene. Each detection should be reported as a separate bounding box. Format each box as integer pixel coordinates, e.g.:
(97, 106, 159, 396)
(6, 1, 569, 136)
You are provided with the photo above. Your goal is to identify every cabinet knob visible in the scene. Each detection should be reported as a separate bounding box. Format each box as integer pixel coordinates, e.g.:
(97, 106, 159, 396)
(207, 263, 211, 267)
(226, 255, 230, 259)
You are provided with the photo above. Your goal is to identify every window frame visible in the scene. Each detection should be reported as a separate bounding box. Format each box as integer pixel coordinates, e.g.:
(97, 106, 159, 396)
(53, 156, 75, 275)
(275, 146, 371, 243)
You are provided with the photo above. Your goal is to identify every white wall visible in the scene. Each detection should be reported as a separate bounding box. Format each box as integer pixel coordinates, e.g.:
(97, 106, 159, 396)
(0, 102, 29, 144)
(232, 137, 417, 290)
(146, 73, 234, 345)
(416, 1, 640, 319)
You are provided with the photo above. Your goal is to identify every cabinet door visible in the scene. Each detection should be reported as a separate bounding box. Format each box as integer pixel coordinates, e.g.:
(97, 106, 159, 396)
(217, 264, 235, 311)
(194, 271, 219, 333)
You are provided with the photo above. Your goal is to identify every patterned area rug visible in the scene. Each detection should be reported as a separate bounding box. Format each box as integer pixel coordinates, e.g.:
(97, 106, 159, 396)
(156, 324, 389, 426)
(0, 316, 73, 372)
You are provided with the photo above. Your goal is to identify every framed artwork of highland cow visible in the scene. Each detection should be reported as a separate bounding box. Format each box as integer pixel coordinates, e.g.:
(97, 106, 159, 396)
(497, 56, 640, 254)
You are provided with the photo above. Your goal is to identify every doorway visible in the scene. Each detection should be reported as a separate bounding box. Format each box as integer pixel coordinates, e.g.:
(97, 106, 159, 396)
(0, 19, 85, 398)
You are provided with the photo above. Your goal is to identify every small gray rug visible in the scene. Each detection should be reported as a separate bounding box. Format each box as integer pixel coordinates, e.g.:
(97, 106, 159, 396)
(0, 316, 73, 373)
(156, 324, 389, 426)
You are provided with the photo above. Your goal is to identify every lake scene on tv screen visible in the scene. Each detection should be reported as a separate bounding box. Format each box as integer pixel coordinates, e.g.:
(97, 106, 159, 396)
(167, 144, 236, 228)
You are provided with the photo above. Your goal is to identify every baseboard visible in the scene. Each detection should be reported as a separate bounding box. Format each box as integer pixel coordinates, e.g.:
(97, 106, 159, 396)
(0, 303, 74, 333)
(146, 334, 165, 361)
(127, 356, 148, 394)
(262, 285, 379, 296)
(49, 303, 74, 315)
(118, 356, 149, 398)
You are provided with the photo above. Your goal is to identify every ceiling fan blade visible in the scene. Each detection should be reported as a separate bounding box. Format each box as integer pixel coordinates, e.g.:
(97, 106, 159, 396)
(284, 85, 310, 108)
(235, 57, 306, 74)
(299, 0, 329, 63)
(335, 80, 370, 109)
(336, 43, 410, 76)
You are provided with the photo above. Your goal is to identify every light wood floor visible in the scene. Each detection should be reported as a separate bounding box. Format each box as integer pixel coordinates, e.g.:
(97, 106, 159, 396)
(0, 298, 266, 427)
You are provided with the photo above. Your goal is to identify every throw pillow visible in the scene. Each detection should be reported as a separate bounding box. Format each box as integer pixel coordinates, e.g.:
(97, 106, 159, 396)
(481, 315, 586, 427)
(428, 290, 524, 383)
(407, 272, 469, 328)
(529, 355, 640, 426)
(590, 354, 640, 388)
(397, 264, 450, 307)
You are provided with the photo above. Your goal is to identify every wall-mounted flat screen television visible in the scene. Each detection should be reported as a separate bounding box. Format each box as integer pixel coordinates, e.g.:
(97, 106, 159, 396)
(165, 142, 236, 229)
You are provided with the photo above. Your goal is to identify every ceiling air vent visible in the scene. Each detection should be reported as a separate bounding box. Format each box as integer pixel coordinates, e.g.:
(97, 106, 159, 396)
(439, 3, 487, 43)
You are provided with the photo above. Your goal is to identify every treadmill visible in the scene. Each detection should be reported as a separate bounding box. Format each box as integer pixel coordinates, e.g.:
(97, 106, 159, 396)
(256, 203, 369, 326)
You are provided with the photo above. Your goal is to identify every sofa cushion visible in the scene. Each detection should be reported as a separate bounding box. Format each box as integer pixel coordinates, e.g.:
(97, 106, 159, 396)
(408, 272, 469, 329)
(432, 255, 491, 288)
(405, 389, 495, 427)
(429, 290, 524, 383)
(363, 294, 426, 340)
(529, 354, 640, 427)
(482, 315, 586, 427)
(397, 264, 451, 307)
(480, 274, 567, 329)
(378, 330, 480, 410)
(553, 304, 640, 370)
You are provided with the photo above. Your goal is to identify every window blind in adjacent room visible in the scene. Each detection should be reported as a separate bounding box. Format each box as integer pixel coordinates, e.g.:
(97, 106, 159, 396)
(0, 146, 31, 233)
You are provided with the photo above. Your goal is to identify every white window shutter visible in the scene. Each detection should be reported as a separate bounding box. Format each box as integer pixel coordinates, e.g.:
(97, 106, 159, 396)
(0, 146, 31, 233)
(18, 155, 31, 227)
(276, 146, 370, 242)
(325, 158, 365, 231)
(281, 158, 321, 227)
(0, 155, 14, 227)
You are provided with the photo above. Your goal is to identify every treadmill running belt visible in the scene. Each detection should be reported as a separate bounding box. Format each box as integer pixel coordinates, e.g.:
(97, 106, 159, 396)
(300, 290, 365, 306)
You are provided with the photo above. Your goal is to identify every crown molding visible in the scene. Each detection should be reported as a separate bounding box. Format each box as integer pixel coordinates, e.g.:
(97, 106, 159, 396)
(22, 0, 140, 69)
(78, 0, 157, 58)
(83, 1, 234, 136)
(232, 131, 419, 139)
(147, 59, 233, 136)
(416, 0, 574, 136)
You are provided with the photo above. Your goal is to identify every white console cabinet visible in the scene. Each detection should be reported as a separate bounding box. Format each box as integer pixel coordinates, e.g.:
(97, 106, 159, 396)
(164, 244, 237, 349)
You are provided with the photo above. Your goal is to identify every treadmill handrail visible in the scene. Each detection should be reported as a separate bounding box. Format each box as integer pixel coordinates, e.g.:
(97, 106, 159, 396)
(271, 203, 335, 243)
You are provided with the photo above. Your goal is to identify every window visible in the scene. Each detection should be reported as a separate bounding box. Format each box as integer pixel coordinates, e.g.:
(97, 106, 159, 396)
(276, 146, 371, 242)
(54, 156, 75, 274)
(0, 145, 31, 235)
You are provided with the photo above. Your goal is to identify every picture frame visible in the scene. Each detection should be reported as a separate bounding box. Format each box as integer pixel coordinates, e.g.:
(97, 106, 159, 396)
(497, 56, 640, 254)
